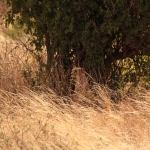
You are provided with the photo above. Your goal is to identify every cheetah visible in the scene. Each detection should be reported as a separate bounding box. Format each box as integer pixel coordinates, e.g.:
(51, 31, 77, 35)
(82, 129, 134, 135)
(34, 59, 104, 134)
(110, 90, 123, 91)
(71, 67, 89, 95)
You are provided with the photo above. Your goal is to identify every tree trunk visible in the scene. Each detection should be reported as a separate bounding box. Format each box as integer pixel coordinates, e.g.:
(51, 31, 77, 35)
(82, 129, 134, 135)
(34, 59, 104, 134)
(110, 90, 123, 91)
(42, 23, 53, 71)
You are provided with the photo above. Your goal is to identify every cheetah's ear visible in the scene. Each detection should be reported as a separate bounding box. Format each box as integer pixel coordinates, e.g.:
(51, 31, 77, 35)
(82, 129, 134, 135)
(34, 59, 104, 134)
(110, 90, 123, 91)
(81, 68, 85, 72)
(73, 70, 77, 75)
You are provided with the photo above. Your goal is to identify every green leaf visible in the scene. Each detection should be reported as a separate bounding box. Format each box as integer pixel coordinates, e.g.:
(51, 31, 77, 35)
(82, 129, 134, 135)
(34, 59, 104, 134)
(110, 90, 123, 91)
(26, 0, 37, 7)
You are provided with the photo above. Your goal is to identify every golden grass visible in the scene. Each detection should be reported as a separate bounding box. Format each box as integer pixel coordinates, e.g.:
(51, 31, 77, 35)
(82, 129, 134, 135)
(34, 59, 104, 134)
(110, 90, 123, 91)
(0, 85, 149, 150)
(0, 34, 42, 91)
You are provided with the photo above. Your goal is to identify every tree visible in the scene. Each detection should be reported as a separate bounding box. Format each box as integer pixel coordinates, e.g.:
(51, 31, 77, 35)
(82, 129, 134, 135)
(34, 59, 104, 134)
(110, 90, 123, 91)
(4, 0, 150, 90)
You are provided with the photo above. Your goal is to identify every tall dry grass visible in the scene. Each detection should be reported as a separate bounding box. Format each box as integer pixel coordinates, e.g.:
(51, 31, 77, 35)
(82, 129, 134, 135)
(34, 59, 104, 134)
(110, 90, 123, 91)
(0, 85, 150, 150)
(0, 24, 149, 150)
(0, 34, 46, 91)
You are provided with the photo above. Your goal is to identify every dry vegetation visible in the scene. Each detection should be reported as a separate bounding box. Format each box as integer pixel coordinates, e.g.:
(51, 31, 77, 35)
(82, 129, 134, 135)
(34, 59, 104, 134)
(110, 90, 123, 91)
(0, 4, 150, 149)
(0, 83, 150, 150)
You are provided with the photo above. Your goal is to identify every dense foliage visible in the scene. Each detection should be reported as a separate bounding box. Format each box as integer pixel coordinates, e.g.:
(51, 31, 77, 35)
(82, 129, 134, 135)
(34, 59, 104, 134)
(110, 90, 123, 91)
(4, 0, 150, 90)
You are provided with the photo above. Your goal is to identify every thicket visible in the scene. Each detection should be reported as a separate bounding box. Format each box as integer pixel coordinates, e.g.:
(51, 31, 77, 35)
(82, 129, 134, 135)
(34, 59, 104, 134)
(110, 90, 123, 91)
(4, 0, 150, 94)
